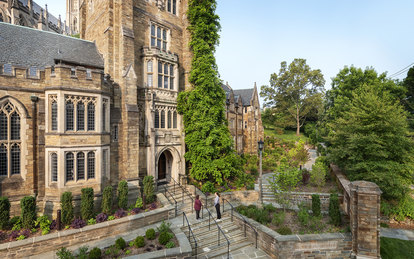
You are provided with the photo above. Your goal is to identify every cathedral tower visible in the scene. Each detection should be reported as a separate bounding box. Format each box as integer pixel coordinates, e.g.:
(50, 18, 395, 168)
(66, 0, 79, 34)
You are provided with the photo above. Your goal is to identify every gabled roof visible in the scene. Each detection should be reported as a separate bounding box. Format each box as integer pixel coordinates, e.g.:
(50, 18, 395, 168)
(233, 88, 254, 106)
(0, 22, 104, 69)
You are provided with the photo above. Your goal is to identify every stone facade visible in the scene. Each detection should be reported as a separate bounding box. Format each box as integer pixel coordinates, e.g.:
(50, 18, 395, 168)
(222, 83, 264, 154)
(65, 0, 80, 35)
(0, 0, 69, 34)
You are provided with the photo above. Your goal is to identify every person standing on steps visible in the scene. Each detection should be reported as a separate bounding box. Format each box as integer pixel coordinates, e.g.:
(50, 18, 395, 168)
(214, 192, 221, 221)
(194, 195, 202, 220)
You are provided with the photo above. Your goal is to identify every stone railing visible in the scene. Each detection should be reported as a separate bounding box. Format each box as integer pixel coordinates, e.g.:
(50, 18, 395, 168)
(0, 193, 175, 258)
(330, 164, 351, 215)
(231, 213, 352, 259)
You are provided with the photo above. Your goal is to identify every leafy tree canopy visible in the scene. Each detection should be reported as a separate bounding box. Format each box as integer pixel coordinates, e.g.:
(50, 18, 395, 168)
(327, 85, 413, 201)
(260, 59, 325, 135)
(177, 0, 242, 185)
(402, 66, 414, 123)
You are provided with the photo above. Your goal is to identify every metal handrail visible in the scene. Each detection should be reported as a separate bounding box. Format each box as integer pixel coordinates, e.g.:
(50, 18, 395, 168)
(182, 212, 198, 259)
(222, 198, 258, 249)
(166, 175, 195, 213)
(163, 187, 178, 217)
(204, 206, 230, 259)
(192, 184, 209, 213)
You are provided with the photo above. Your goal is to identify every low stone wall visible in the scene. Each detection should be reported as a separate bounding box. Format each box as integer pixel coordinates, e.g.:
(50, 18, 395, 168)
(0, 194, 174, 258)
(285, 192, 333, 212)
(221, 190, 260, 206)
(232, 213, 352, 259)
(330, 164, 351, 215)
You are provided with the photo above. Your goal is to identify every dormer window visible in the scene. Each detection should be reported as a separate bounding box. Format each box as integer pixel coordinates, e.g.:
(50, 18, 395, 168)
(3, 64, 12, 75)
(71, 68, 76, 77)
(151, 24, 167, 51)
(29, 67, 37, 77)
(167, 0, 177, 15)
(86, 69, 92, 79)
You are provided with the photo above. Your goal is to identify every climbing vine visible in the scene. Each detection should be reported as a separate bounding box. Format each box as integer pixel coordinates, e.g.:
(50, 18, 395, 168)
(177, 0, 242, 185)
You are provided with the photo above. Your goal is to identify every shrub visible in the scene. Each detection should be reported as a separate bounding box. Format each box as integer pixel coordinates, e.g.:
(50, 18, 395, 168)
(135, 197, 143, 209)
(61, 192, 74, 225)
(0, 197, 10, 230)
(272, 211, 285, 226)
(310, 161, 327, 189)
(263, 204, 277, 213)
(157, 220, 171, 233)
(71, 218, 86, 229)
(201, 181, 216, 193)
(165, 241, 175, 248)
(96, 213, 108, 223)
(255, 209, 271, 224)
(77, 246, 89, 259)
(246, 183, 255, 190)
(301, 169, 310, 185)
(108, 215, 115, 221)
(146, 228, 155, 240)
(101, 186, 113, 215)
(143, 176, 155, 204)
(88, 247, 101, 259)
(312, 194, 321, 217)
(329, 193, 341, 226)
(150, 202, 157, 210)
(115, 237, 127, 250)
(20, 196, 36, 229)
(134, 236, 145, 248)
(35, 215, 51, 235)
(56, 247, 75, 259)
(114, 209, 127, 219)
(11, 217, 22, 231)
(297, 204, 310, 227)
(81, 188, 94, 221)
(117, 180, 128, 210)
(159, 231, 173, 245)
(277, 226, 292, 235)
(87, 218, 96, 225)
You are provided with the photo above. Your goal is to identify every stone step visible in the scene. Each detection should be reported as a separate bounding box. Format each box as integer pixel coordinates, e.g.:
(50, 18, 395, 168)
(183, 222, 241, 241)
(190, 231, 245, 249)
(197, 240, 252, 259)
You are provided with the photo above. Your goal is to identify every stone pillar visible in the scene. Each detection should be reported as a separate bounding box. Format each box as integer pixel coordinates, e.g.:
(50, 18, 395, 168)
(350, 181, 381, 259)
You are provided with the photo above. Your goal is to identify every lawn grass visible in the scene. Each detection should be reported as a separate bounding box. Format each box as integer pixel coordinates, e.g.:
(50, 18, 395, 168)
(380, 237, 414, 259)
(264, 128, 307, 142)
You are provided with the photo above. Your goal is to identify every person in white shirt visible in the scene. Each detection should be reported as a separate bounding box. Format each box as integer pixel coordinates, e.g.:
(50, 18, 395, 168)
(214, 192, 221, 220)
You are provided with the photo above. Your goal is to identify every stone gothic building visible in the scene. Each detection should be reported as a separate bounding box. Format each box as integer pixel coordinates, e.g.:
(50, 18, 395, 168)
(0, 0, 70, 34)
(222, 83, 264, 155)
(0, 0, 263, 216)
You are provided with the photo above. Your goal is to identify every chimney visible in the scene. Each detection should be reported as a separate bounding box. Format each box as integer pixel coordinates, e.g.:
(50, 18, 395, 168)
(28, 0, 33, 12)
(44, 4, 49, 30)
(58, 14, 62, 30)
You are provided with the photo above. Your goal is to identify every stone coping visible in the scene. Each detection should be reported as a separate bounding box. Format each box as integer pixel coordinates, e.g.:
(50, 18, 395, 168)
(330, 164, 351, 196)
(0, 193, 173, 251)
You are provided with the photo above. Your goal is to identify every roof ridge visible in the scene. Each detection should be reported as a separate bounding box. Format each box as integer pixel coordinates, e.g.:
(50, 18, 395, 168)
(0, 22, 94, 44)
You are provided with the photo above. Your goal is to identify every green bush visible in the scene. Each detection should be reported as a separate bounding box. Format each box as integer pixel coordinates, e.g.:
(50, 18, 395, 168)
(135, 197, 143, 209)
(21, 196, 36, 229)
(165, 241, 175, 248)
(263, 203, 277, 213)
(310, 161, 327, 189)
(81, 188, 94, 220)
(255, 209, 271, 224)
(35, 215, 51, 235)
(272, 211, 285, 226)
(158, 231, 173, 245)
(10, 216, 21, 230)
(117, 180, 128, 210)
(115, 237, 126, 250)
(77, 246, 89, 259)
(0, 197, 10, 230)
(87, 218, 96, 225)
(143, 176, 155, 204)
(297, 204, 310, 227)
(157, 220, 171, 233)
(101, 186, 113, 214)
(312, 194, 321, 217)
(61, 192, 74, 225)
(88, 247, 101, 259)
(201, 181, 216, 193)
(56, 247, 75, 259)
(146, 228, 155, 240)
(134, 236, 145, 248)
(277, 226, 292, 235)
(329, 193, 341, 226)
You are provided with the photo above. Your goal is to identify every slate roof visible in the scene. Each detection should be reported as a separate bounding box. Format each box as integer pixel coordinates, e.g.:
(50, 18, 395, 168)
(233, 88, 254, 106)
(0, 22, 104, 69)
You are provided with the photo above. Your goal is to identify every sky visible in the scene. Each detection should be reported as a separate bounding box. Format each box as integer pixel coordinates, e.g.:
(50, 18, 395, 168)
(37, 0, 414, 94)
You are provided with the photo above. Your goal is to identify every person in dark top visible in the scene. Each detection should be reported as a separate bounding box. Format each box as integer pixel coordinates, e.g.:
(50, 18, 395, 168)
(194, 195, 202, 220)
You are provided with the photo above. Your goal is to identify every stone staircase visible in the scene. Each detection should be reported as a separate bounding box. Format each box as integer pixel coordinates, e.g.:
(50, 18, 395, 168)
(158, 180, 267, 258)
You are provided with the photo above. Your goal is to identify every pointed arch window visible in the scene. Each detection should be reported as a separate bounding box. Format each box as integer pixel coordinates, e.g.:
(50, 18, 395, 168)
(87, 152, 95, 179)
(154, 110, 159, 128)
(160, 110, 165, 128)
(77, 152, 85, 180)
(77, 102, 85, 131)
(0, 101, 22, 177)
(102, 102, 107, 132)
(51, 153, 58, 182)
(51, 101, 58, 131)
(66, 152, 74, 181)
(66, 101, 74, 131)
(173, 111, 177, 128)
(167, 111, 171, 128)
(87, 102, 95, 131)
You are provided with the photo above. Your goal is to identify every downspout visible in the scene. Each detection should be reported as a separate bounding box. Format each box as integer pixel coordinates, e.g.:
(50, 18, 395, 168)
(31, 96, 39, 197)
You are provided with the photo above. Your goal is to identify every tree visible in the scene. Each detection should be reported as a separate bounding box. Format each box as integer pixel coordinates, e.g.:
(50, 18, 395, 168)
(328, 85, 413, 201)
(177, 0, 242, 185)
(260, 59, 325, 136)
(402, 66, 414, 128)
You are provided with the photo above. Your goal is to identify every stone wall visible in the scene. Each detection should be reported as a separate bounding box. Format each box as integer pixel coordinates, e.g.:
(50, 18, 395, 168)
(0, 198, 174, 258)
(330, 164, 351, 215)
(232, 213, 352, 259)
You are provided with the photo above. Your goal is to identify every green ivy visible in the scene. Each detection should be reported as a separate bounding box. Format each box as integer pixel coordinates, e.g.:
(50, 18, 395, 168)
(177, 0, 242, 185)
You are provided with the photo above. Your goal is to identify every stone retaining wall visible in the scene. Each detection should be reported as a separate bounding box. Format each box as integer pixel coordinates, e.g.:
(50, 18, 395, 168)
(232, 213, 352, 259)
(0, 194, 174, 258)
(330, 164, 351, 215)
(285, 192, 333, 212)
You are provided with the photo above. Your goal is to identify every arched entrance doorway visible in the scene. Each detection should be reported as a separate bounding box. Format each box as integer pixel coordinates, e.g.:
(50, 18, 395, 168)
(157, 150, 173, 181)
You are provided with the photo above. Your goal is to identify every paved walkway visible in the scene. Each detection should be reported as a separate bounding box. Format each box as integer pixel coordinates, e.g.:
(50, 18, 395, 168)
(303, 148, 318, 171)
(380, 227, 414, 241)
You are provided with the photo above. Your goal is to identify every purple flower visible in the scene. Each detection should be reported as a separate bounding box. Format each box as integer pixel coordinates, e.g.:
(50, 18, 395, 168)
(131, 207, 140, 214)
(150, 203, 157, 210)
(70, 218, 86, 229)
(20, 229, 30, 238)
(114, 209, 127, 219)
(96, 213, 108, 223)
(9, 230, 20, 240)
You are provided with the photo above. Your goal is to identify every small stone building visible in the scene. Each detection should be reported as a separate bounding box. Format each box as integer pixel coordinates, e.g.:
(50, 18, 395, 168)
(0, 0, 70, 34)
(222, 82, 264, 155)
